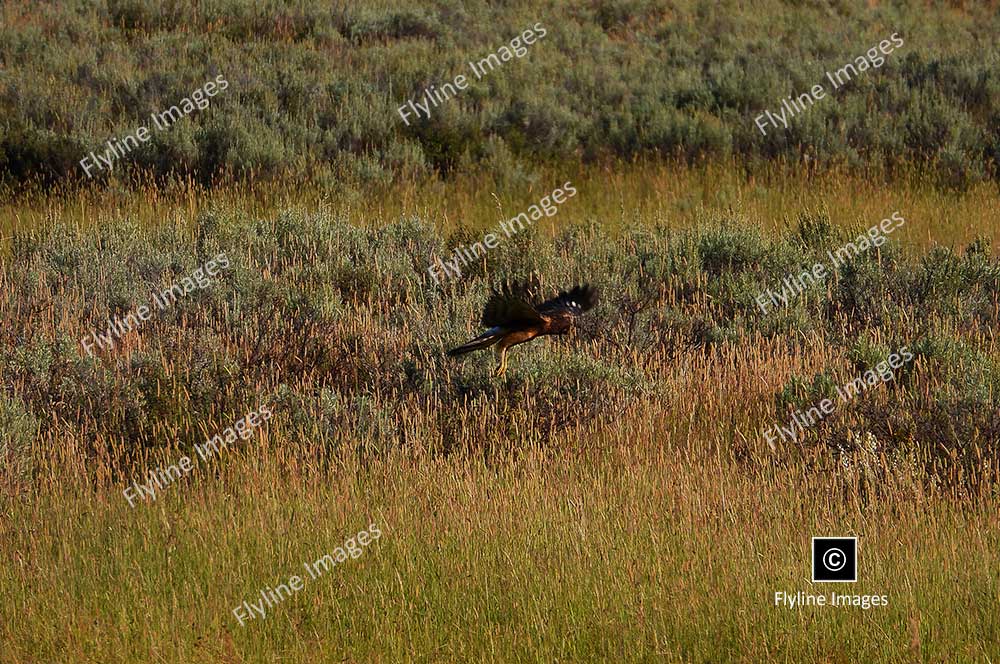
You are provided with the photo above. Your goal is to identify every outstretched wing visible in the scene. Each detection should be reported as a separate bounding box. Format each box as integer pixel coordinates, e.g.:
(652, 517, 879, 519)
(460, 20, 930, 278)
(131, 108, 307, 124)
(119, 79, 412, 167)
(491, 276, 543, 302)
(481, 292, 545, 329)
(535, 284, 598, 316)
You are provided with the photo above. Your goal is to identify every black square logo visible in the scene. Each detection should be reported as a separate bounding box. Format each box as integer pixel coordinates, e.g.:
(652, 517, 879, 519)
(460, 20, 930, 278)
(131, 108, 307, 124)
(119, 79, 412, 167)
(812, 537, 857, 583)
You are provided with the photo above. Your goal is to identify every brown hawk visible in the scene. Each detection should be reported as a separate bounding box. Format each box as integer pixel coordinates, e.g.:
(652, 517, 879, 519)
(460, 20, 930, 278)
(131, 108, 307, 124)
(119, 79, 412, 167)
(447, 284, 598, 376)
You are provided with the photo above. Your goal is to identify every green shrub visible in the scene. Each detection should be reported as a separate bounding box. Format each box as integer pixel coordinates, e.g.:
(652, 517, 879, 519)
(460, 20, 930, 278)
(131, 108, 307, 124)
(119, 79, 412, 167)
(2, 1, 999, 188)
(0, 394, 38, 486)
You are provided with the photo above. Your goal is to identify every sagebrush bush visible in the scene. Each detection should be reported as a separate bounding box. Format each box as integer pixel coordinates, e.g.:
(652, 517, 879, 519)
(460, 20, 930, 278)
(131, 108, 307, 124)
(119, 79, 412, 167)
(2, 1, 998, 189)
(2, 205, 997, 488)
(0, 394, 38, 486)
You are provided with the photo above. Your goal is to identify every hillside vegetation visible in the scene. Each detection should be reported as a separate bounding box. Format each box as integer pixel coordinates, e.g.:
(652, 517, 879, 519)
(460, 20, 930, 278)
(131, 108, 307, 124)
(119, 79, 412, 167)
(2, 0, 999, 190)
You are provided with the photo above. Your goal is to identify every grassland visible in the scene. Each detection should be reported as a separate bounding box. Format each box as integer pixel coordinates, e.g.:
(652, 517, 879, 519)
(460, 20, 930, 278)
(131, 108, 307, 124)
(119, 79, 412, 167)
(2, 165, 1000, 660)
(4, 1, 1000, 661)
(5, 160, 1000, 248)
(5, 440, 999, 662)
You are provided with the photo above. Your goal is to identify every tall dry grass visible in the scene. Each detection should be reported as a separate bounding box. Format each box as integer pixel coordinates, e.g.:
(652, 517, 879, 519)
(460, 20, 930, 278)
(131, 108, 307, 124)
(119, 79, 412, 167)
(4, 399, 999, 661)
(2, 167, 999, 661)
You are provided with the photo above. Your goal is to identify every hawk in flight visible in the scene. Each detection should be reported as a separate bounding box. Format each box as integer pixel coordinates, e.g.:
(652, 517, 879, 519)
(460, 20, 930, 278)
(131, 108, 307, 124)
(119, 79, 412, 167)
(447, 284, 598, 376)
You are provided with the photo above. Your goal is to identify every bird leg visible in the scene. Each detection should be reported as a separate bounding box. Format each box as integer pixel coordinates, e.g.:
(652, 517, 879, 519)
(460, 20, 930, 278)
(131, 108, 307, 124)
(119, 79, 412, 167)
(494, 347, 508, 377)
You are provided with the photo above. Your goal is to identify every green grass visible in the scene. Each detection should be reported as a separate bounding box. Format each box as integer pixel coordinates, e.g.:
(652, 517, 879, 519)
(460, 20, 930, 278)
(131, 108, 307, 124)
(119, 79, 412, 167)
(4, 446, 998, 662)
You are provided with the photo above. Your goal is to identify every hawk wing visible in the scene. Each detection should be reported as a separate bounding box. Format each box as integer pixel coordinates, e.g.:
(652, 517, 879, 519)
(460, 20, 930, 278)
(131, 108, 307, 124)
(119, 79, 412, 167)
(481, 292, 545, 329)
(535, 285, 598, 317)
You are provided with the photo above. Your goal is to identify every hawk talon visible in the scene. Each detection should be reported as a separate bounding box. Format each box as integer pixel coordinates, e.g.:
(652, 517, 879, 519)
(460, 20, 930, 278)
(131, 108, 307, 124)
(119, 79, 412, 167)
(494, 349, 509, 377)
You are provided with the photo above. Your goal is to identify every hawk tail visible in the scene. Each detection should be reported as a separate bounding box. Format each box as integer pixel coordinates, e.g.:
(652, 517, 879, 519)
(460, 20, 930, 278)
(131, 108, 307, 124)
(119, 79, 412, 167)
(447, 328, 503, 357)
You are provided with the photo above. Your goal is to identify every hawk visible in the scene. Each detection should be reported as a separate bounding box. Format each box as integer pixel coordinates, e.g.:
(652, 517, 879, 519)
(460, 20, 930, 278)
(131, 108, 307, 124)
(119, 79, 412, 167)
(447, 284, 598, 376)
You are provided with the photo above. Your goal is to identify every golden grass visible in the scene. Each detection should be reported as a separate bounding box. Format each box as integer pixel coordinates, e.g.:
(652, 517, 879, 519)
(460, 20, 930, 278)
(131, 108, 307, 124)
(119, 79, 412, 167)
(3, 160, 998, 250)
(3, 330, 999, 661)
(2, 164, 1000, 661)
(4, 426, 999, 661)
